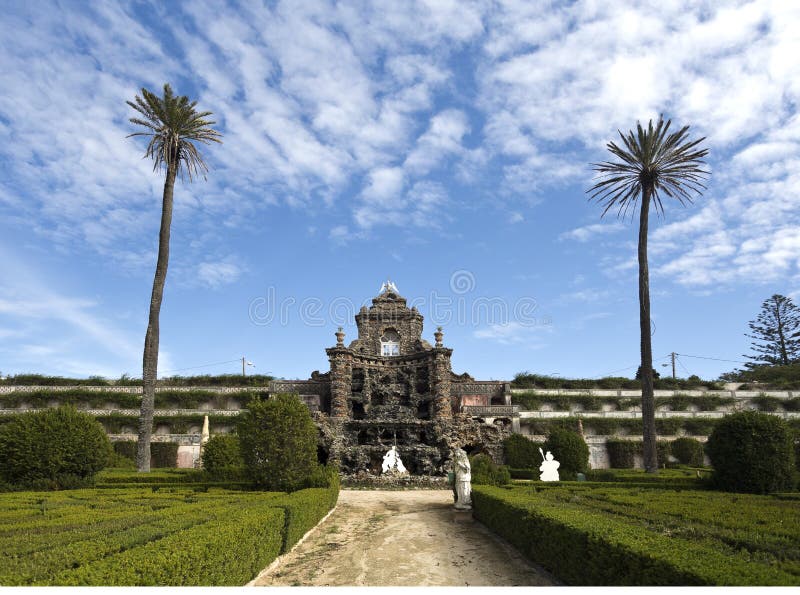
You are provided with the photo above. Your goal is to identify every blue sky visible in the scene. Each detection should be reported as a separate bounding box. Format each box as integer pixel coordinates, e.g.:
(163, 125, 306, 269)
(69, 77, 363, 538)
(1, 1, 798, 381)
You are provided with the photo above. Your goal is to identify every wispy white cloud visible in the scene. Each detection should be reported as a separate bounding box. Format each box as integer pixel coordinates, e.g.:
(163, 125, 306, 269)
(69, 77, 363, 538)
(560, 223, 624, 243)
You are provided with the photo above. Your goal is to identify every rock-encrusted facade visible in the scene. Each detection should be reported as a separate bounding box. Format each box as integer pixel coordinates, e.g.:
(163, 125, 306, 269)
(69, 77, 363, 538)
(271, 285, 515, 476)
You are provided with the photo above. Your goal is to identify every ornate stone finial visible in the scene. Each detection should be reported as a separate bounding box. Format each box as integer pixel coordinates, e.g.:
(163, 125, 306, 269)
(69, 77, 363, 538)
(335, 326, 345, 346)
(434, 326, 443, 347)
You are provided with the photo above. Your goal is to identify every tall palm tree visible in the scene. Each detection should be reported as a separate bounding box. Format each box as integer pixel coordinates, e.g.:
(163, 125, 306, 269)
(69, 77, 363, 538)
(128, 84, 222, 472)
(588, 117, 708, 473)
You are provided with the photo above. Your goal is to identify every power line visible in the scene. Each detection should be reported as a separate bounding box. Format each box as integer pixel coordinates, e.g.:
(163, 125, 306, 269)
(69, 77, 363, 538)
(595, 354, 671, 378)
(675, 353, 749, 365)
(676, 355, 692, 377)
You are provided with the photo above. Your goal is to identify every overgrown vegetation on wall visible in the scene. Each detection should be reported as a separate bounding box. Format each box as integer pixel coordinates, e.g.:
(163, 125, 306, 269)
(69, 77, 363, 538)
(511, 373, 724, 391)
(0, 374, 274, 387)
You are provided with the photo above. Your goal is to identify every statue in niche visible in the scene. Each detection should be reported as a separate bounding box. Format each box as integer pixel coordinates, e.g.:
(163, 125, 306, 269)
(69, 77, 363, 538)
(453, 448, 472, 510)
(539, 449, 560, 482)
(381, 445, 408, 475)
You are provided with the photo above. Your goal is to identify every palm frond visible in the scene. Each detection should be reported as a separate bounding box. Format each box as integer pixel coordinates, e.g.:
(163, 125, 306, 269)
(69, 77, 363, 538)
(588, 116, 709, 218)
(127, 83, 222, 181)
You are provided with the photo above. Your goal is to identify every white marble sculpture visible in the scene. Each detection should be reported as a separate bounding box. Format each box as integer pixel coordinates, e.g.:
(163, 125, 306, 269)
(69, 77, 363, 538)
(201, 415, 210, 445)
(453, 448, 472, 510)
(539, 450, 560, 482)
(381, 445, 408, 474)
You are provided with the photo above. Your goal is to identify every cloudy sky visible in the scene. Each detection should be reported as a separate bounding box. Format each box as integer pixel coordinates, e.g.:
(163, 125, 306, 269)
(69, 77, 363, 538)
(1, 0, 798, 381)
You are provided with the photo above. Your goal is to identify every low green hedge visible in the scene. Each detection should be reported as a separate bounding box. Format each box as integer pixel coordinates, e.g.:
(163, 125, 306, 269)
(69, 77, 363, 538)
(472, 485, 797, 585)
(275, 485, 340, 551)
(0, 483, 339, 586)
(50, 505, 285, 585)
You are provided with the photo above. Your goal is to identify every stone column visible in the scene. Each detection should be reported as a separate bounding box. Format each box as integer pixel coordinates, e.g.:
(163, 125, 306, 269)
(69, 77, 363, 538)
(327, 348, 352, 418)
(432, 348, 453, 419)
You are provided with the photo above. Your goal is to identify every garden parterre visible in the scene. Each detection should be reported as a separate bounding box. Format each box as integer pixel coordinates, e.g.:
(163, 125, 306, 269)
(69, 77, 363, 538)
(0, 484, 338, 585)
(473, 483, 800, 585)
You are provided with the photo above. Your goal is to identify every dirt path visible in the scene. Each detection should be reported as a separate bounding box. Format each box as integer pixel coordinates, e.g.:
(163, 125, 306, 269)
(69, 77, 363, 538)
(252, 489, 557, 587)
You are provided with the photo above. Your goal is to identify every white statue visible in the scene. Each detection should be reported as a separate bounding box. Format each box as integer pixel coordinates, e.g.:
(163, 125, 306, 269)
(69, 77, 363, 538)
(453, 448, 472, 510)
(379, 279, 399, 294)
(381, 445, 407, 474)
(539, 449, 560, 482)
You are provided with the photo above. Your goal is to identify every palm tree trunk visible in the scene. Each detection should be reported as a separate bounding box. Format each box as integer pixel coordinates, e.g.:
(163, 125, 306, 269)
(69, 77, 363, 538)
(638, 186, 658, 473)
(137, 164, 176, 472)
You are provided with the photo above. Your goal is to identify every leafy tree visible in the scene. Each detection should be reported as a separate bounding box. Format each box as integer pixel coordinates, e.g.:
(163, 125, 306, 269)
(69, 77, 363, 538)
(744, 294, 800, 368)
(127, 84, 222, 472)
(588, 117, 709, 473)
(237, 394, 318, 491)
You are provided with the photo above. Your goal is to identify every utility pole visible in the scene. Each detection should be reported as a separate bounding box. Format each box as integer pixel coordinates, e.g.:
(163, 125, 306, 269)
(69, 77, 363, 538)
(670, 352, 676, 379)
(241, 357, 255, 376)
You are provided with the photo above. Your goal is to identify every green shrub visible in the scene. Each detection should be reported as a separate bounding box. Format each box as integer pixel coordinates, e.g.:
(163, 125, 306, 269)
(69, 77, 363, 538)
(544, 428, 588, 479)
(150, 443, 179, 468)
(671, 437, 704, 466)
(201, 434, 244, 479)
(657, 440, 672, 467)
(469, 454, 511, 486)
(107, 452, 136, 469)
(113, 440, 137, 460)
(503, 434, 543, 468)
(238, 394, 318, 491)
(606, 439, 639, 468)
(706, 411, 795, 494)
(0, 406, 112, 489)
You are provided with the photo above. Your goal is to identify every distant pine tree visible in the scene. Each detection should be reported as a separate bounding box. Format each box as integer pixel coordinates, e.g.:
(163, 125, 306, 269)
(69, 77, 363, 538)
(744, 294, 800, 368)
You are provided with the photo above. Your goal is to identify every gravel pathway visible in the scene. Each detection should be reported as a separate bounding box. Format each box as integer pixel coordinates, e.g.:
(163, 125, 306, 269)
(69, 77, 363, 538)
(252, 489, 558, 587)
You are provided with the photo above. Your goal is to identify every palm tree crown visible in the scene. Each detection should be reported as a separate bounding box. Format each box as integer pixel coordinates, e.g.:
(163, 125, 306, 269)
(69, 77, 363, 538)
(127, 84, 222, 180)
(589, 117, 709, 217)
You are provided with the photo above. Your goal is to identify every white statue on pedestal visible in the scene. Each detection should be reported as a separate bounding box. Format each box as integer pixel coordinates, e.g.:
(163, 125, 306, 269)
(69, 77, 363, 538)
(453, 448, 472, 509)
(539, 450, 560, 482)
(382, 445, 407, 474)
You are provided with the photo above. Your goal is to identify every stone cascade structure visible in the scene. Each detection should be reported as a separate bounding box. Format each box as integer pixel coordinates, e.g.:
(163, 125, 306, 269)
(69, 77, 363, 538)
(272, 283, 513, 476)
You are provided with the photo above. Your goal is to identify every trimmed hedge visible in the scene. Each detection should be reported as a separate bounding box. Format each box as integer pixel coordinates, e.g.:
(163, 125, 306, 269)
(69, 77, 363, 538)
(707, 411, 795, 494)
(543, 428, 588, 479)
(50, 503, 285, 585)
(0, 406, 112, 489)
(469, 454, 511, 486)
(112, 441, 178, 468)
(503, 433, 543, 468)
(201, 434, 244, 479)
(671, 437, 704, 466)
(0, 483, 339, 586)
(606, 439, 639, 468)
(472, 485, 797, 585)
(238, 394, 318, 491)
